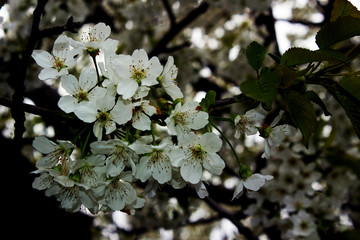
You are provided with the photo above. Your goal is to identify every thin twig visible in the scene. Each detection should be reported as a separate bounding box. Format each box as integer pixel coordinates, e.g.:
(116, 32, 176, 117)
(149, 2, 209, 57)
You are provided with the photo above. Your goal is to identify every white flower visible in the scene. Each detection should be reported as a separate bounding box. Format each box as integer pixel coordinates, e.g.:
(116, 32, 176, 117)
(90, 139, 139, 177)
(132, 100, 157, 131)
(134, 138, 173, 184)
(58, 68, 106, 113)
(159, 56, 183, 101)
(74, 96, 133, 140)
(234, 105, 266, 138)
(165, 101, 209, 136)
(32, 35, 81, 80)
(33, 136, 75, 172)
(260, 110, 297, 159)
(79, 22, 112, 55)
(232, 173, 273, 200)
(170, 132, 225, 184)
(290, 210, 317, 237)
(70, 154, 106, 188)
(114, 49, 163, 99)
(95, 172, 137, 212)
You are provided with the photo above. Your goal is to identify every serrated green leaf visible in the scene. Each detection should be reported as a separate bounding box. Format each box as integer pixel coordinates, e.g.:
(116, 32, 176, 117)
(240, 70, 279, 106)
(282, 91, 317, 147)
(200, 90, 216, 112)
(331, 0, 360, 22)
(246, 41, 267, 71)
(305, 90, 332, 116)
(339, 75, 360, 101)
(280, 47, 347, 67)
(325, 83, 360, 139)
(316, 16, 360, 49)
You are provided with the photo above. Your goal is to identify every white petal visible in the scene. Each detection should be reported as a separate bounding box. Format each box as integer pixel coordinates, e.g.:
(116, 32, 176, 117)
(132, 112, 151, 131)
(203, 153, 225, 175)
(117, 79, 138, 99)
(60, 74, 78, 95)
(38, 68, 60, 80)
(243, 174, 266, 191)
(111, 100, 133, 125)
(33, 136, 57, 154)
(32, 50, 53, 68)
(190, 111, 209, 130)
(180, 161, 202, 184)
(58, 95, 77, 113)
(74, 101, 97, 122)
(232, 181, 244, 200)
(135, 156, 153, 182)
(152, 157, 172, 184)
(79, 68, 97, 91)
(147, 56, 163, 77)
(132, 49, 148, 69)
(201, 132, 222, 153)
(169, 148, 185, 167)
(194, 181, 209, 199)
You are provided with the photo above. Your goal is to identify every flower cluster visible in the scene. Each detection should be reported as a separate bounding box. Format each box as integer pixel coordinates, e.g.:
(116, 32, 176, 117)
(31, 23, 226, 214)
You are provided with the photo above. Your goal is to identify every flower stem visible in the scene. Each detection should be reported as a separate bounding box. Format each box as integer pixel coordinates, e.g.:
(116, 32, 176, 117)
(91, 55, 101, 84)
(209, 119, 245, 168)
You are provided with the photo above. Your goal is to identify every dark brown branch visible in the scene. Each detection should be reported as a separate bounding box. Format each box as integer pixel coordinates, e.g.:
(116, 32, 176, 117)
(0, 97, 62, 117)
(203, 197, 258, 240)
(161, 0, 176, 26)
(39, 16, 82, 39)
(149, 2, 209, 57)
(277, 18, 322, 27)
(10, 0, 48, 144)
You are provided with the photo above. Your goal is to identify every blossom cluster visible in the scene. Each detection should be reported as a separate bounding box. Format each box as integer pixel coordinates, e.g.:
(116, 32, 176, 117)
(31, 22, 228, 214)
(30, 22, 297, 214)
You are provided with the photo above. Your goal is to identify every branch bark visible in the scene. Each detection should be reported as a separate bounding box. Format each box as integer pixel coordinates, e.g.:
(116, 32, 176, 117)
(10, 0, 48, 144)
(149, 2, 209, 57)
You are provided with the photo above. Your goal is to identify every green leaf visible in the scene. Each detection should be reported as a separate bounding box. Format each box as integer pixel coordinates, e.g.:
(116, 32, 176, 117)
(246, 41, 267, 71)
(280, 47, 347, 67)
(282, 91, 317, 147)
(240, 70, 280, 106)
(305, 90, 332, 116)
(325, 83, 360, 139)
(331, 0, 360, 22)
(316, 16, 360, 49)
(200, 90, 216, 112)
(339, 75, 360, 101)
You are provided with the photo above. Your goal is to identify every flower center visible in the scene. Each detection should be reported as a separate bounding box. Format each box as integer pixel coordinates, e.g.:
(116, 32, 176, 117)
(74, 91, 89, 102)
(131, 66, 146, 85)
(190, 144, 206, 160)
(174, 111, 188, 126)
(97, 111, 111, 124)
(150, 149, 165, 163)
(258, 124, 272, 138)
(114, 145, 127, 162)
(54, 57, 67, 72)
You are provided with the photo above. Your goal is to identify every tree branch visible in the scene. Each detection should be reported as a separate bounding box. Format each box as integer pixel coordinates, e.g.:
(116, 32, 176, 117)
(0, 97, 62, 117)
(149, 2, 209, 57)
(10, 0, 48, 144)
(39, 16, 82, 39)
(203, 197, 258, 240)
(161, 0, 176, 27)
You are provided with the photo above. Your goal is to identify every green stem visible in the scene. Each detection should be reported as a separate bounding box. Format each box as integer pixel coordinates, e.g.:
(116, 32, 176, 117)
(81, 128, 92, 158)
(151, 124, 157, 145)
(209, 120, 244, 168)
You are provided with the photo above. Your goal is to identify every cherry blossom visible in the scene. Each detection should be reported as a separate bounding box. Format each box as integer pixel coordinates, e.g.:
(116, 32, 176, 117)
(32, 35, 81, 80)
(170, 132, 225, 184)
